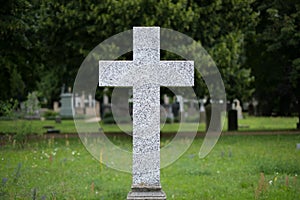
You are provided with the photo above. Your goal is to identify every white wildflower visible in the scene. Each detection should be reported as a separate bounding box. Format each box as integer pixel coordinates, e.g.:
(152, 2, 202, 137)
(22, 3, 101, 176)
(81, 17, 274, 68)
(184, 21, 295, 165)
(269, 180, 273, 185)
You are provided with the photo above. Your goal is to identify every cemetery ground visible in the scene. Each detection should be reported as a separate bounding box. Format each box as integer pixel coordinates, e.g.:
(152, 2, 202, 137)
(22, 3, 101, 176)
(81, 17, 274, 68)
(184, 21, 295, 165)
(0, 134, 300, 199)
(0, 115, 298, 135)
(0, 116, 299, 199)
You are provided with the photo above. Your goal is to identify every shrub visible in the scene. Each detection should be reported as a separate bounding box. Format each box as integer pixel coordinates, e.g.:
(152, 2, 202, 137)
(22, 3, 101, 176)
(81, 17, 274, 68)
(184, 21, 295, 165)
(102, 112, 116, 124)
(43, 110, 58, 119)
(0, 99, 18, 120)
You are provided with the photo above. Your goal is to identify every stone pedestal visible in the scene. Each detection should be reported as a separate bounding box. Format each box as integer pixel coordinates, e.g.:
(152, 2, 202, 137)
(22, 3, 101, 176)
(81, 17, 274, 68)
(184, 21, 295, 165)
(127, 186, 166, 200)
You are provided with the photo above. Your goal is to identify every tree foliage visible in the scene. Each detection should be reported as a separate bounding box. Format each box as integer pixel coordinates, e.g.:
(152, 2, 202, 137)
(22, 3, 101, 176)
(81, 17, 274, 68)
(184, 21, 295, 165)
(246, 0, 300, 115)
(3, 0, 297, 118)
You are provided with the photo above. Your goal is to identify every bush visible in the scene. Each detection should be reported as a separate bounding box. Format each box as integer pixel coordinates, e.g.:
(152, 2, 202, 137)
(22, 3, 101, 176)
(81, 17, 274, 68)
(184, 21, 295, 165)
(102, 112, 133, 124)
(102, 112, 116, 124)
(174, 116, 181, 123)
(43, 110, 58, 119)
(0, 99, 18, 120)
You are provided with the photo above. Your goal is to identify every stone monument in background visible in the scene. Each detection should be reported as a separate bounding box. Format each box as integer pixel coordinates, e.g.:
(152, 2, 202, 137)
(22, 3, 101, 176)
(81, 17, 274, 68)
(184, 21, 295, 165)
(60, 87, 73, 118)
(233, 99, 243, 119)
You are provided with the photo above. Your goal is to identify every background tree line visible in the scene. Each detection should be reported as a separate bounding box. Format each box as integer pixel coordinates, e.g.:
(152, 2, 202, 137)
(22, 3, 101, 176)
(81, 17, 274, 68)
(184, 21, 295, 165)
(0, 0, 299, 117)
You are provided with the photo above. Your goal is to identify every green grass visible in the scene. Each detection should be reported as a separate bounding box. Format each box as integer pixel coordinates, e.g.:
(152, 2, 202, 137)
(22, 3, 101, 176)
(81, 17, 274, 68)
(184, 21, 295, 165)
(0, 115, 298, 134)
(0, 120, 77, 135)
(0, 135, 300, 199)
(236, 116, 299, 131)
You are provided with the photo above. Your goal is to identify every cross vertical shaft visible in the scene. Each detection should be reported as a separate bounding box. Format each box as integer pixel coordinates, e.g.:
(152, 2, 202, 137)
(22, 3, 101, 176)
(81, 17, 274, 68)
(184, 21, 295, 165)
(132, 84, 160, 186)
(132, 27, 161, 187)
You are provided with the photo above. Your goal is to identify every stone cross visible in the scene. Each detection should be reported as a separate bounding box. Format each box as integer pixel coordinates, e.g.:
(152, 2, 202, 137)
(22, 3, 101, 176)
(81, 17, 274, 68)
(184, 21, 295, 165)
(99, 27, 194, 199)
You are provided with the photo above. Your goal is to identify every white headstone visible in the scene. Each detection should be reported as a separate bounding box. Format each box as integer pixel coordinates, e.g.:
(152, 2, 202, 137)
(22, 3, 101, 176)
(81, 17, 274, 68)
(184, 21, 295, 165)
(74, 93, 81, 108)
(81, 91, 85, 108)
(88, 94, 93, 107)
(99, 27, 194, 199)
(233, 99, 243, 119)
(95, 101, 100, 118)
(53, 101, 59, 112)
(176, 95, 184, 113)
(199, 99, 206, 123)
(163, 94, 170, 105)
(103, 94, 109, 105)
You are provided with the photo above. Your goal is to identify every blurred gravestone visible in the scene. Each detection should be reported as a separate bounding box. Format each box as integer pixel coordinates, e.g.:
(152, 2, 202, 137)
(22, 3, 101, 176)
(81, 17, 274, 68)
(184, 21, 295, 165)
(171, 101, 180, 121)
(248, 102, 254, 116)
(205, 100, 222, 132)
(162, 94, 173, 123)
(59, 85, 73, 118)
(186, 100, 198, 121)
(199, 99, 206, 123)
(228, 109, 238, 131)
(205, 100, 211, 132)
(60, 92, 73, 118)
(233, 99, 243, 119)
(53, 101, 60, 112)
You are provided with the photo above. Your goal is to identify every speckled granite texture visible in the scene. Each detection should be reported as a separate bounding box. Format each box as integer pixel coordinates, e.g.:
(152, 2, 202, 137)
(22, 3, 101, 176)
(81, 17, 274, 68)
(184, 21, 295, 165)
(99, 27, 194, 199)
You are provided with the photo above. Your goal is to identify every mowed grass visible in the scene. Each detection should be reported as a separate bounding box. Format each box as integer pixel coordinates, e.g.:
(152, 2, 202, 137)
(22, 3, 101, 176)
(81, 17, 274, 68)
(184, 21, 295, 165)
(0, 116, 298, 134)
(0, 135, 300, 199)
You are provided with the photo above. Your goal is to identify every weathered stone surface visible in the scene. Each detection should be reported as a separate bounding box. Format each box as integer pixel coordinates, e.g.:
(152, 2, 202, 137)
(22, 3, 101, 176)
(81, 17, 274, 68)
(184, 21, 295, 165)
(99, 27, 194, 199)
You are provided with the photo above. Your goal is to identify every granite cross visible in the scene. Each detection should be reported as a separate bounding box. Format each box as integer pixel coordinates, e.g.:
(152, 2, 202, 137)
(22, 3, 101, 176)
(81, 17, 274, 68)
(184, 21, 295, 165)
(99, 27, 194, 199)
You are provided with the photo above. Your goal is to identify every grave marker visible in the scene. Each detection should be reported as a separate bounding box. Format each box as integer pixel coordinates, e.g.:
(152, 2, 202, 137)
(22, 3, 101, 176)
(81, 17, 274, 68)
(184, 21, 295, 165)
(99, 27, 194, 200)
(233, 99, 243, 119)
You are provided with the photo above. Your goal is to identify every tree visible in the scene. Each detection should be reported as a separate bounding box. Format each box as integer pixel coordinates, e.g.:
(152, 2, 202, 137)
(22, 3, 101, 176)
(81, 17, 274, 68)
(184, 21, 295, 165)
(1, 0, 258, 107)
(0, 0, 42, 102)
(246, 0, 300, 117)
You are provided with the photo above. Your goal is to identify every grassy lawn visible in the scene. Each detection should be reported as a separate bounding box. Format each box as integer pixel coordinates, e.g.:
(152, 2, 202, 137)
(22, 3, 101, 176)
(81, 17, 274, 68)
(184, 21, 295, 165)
(0, 116, 298, 134)
(0, 135, 299, 199)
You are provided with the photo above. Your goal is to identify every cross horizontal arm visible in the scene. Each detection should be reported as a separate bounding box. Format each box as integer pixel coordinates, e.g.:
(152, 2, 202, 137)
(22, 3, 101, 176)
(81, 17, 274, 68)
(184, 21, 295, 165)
(158, 61, 194, 87)
(99, 61, 134, 87)
(99, 60, 194, 87)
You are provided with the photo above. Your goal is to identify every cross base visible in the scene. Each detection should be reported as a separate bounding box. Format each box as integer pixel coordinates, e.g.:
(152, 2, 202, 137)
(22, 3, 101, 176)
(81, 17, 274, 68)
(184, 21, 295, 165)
(127, 186, 166, 200)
